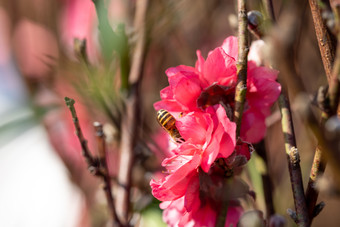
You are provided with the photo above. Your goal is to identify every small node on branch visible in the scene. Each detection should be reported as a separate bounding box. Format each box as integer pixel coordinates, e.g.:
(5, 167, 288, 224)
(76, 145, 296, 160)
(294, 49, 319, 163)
(247, 10, 264, 38)
(287, 209, 298, 223)
(94, 121, 108, 172)
(269, 214, 286, 227)
(73, 38, 88, 63)
(313, 202, 325, 217)
(64, 96, 75, 108)
(288, 147, 300, 167)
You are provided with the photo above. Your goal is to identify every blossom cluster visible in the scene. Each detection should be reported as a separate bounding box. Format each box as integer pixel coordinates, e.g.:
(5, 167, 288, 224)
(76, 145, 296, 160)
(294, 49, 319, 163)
(151, 36, 281, 226)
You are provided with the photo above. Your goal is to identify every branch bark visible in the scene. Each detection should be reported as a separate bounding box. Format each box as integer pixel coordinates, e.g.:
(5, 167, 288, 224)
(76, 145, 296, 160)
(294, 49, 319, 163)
(278, 91, 310, 227)
(217, 0, 248, 226)
(305, 2, 340, 221)
(65, 98, 122, 226)
(234, 0, 249, 137)
(116, 0, 149, 224)
(309, 0, 335, 83)
(94, 122, 121, 227)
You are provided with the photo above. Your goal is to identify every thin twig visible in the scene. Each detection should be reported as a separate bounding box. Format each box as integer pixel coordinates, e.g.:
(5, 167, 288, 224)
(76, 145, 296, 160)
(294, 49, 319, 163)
(64, 97, 101, 175)
(305, 145, 326, 219)
(304, 1, 340, 221)
(265, 1, 311, 225)
(74, 38, 89, 65)
(329, 3, 340, 115)
(278, 91, 310, 227)
(64, 97, 123, 226)
(116, 0, 149, 224)
(234, 0, 249, 137)
(309, 0, 335, 83)
(254, 141, 275, 219)
(94, 122, 121, 227)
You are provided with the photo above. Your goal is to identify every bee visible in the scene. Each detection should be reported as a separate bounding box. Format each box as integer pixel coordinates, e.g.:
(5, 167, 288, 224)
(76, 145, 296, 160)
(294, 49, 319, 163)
(157, 109, 185, 143)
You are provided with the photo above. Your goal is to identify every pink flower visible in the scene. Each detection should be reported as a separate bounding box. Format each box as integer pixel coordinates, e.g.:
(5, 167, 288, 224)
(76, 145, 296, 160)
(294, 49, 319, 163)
(150, 108, 248, 226)
(151, 36, 280, 226)
(154, 36, 281, 143)
(161, 197, 243, 227)
(155, 169, 244, 227)
(176, 105, 236, 172)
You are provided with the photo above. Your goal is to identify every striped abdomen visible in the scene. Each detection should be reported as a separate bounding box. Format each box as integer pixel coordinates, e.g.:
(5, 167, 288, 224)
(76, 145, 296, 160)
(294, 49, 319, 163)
(157, 109, 185, 143)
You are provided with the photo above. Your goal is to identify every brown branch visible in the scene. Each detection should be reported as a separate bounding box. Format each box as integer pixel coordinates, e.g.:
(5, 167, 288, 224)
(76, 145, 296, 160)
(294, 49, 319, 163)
(305, 145, 326, 219)
(255, 140, 275, 219)
(304, 1, 340, 222)
(234, 0, 249, 137)
(116, 0, 149, 224)
(278, 91, 310, 227)
(297, 93, 340, 183)
(329, 3, 340, 115)
(217, 0, 249, 226)
(64, 97, 123, 226)
(94, 122, 121, 227)
(64, 97, 101, 175)
(265, 1, 311, 226)
(309, 0, 336, 84)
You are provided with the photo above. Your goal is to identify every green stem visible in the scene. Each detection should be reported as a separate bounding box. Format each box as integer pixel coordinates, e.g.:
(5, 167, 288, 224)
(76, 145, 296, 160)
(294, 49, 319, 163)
(92, 0, 130, 91)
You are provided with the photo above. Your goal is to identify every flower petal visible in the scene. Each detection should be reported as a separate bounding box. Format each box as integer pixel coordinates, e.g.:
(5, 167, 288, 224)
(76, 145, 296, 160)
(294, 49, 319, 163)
(160, 86, 173, 99)
(201, 125, 222, 172)
(151, 154, 201, 201)
(153, 100, 184, 112)
(246, 67, 281, 109)
(248, 39, 266, 66)
(195, 50, 205, 73)
(249, 66, 279, 81)
(166, 65, 196, 77)
(203, 47, 236, 86)
(184, 174, 200, 212)
(171, 74, 202, 110)
(240, 108, 266, 143)
(176, 111, 211, 144)
(221, 36, 238, 60)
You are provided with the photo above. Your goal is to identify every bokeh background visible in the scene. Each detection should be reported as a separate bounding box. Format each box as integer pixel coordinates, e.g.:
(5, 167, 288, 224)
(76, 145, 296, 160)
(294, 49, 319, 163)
(0, 0, 339, 226)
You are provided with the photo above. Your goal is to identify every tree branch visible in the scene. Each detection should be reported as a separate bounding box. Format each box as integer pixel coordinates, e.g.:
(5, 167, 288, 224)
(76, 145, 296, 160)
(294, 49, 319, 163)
(278, 91, 310, 227)
(217, 0, 249, 226)
(64, 97, 101, 175)
(94, 122, 121, 227)
(309, 0, 336, 83)
(255, 141, 275, 219)
(64, 97, 123, 226)
(305, 1, 340, 222)
(234, 0, 249, 137)
(116, 0, 149, 224)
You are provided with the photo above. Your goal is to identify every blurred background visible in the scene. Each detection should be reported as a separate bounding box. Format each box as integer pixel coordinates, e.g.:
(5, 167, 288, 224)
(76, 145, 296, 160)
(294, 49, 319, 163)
(0, 0, 339, 226)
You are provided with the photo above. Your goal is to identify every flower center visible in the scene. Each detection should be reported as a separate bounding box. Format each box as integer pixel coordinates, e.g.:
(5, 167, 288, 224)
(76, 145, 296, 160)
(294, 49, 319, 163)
(196, 83, 235, 119)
